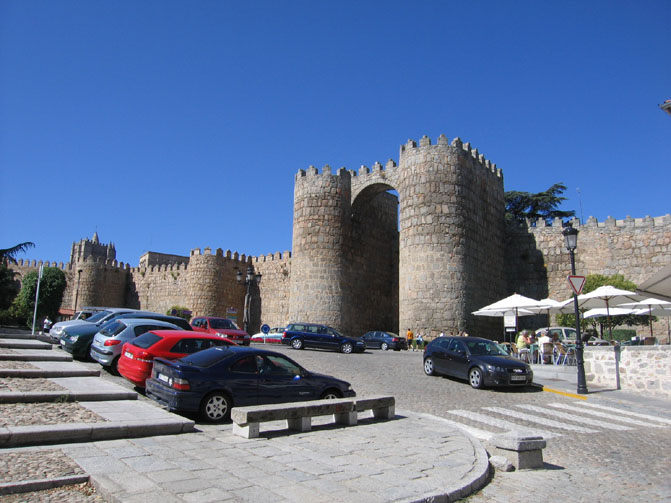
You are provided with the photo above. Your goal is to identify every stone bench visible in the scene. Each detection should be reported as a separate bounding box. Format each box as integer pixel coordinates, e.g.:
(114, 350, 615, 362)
(231, 395, 395, 439)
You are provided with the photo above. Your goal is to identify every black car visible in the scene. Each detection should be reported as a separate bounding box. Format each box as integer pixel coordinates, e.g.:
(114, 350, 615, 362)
(145, 346, 356, 422)
(281, 323, 365, 354)
(362, 331, 408, 351)
(423, 336, 533, 389)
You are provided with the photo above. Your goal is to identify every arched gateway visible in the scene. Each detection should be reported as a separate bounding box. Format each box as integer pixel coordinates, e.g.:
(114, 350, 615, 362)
(288, 134, 507, 338)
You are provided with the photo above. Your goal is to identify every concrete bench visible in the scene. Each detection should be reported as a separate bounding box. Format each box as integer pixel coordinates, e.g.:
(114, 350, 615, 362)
(231, 395, 395, 439)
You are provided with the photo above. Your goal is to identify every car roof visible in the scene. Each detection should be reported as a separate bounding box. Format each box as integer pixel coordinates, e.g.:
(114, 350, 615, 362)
(148, 330, 231, 339)
(114, 318, 179, 328)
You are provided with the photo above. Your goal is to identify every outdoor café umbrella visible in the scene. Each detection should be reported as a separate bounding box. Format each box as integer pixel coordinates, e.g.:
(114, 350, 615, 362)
(569, 285, 643, 340)
(582, 307, 639, 319)
(617, 297, 671, 341)
(474, 294, 549, 342)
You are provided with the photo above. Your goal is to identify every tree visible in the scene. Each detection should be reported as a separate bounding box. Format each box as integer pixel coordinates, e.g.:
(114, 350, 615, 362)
(556, 274, 650, 339)
(505, 183, 575, 224)
(0, 242, 35, 264)
(10, 267, 66, 327)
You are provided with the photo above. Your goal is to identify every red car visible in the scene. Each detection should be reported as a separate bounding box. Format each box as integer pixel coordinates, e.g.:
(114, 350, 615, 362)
(190, 316, 251, 346)
(118, 330, 235, 388)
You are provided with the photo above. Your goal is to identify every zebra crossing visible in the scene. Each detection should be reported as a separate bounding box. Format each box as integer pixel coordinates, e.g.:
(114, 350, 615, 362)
(440, 401, 670, 441)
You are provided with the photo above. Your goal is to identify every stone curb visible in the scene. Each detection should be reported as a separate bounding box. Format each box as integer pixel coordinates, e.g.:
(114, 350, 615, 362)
(412, 411, 492, 502)
(0, 353, 72, 361)
(0, 390, 138, 403)
(0, 418, 196, 447)
(0, 341, 52, 350)
(0, 474, 90, 496)
(0, 369, 100, 378)
(0, 332, 51, 341)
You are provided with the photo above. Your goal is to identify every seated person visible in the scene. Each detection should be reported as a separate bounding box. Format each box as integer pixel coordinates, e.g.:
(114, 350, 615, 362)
(516, 330, 530, 349)
(538, 330, 552, 345)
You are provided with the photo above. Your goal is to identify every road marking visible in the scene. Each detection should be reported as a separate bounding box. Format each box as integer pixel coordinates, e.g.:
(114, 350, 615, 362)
(547, 403, 665, 428)
(574, 402, 671, 425)
(483, 407, 599, 434)
(447, 410, 560, 438)
(416, 412, 496, 441)
(540, 386, 588, 400)
(517, 404, 633, 431)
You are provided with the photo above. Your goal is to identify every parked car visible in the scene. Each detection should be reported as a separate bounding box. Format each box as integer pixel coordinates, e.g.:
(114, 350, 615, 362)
(361, 331, 408, 351)
(281, 323, 365, 354)
(145, 346, 356, 422)
(90, 318, 181, 372)
(250, 327, 285, 343)
(73, 306, 108, 321)
(191, 316, 250, 346)
(423, 336, 533, 389)
(49, 307, 129, 343)
(58, 308, 146, 357)
(535, 326, 609, 346)
(117, 330, 236, 388)
(114, 312, 193, 331)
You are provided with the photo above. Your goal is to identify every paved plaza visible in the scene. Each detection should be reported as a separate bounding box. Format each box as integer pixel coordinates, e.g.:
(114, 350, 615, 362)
(1, 330, 670, 502)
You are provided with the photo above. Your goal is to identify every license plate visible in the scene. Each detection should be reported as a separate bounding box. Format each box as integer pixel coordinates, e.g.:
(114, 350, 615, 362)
(124, 351, 133, 359)
(157, 373, 169, 383)
(510, 375, 527, 382)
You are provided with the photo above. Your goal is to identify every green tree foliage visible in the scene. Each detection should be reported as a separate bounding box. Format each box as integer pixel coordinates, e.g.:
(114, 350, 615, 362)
(556, 274, 649, 339)
(0, 242, 35, 264)
(505, 183, 575, 224)
(11, 267, 66, 327)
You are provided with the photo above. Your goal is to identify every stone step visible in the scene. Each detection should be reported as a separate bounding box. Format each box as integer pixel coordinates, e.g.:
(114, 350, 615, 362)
(0, 339, 52, 350)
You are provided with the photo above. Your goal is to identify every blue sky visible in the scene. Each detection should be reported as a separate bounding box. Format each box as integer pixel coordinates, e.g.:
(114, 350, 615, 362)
(1, 0, 669, 266)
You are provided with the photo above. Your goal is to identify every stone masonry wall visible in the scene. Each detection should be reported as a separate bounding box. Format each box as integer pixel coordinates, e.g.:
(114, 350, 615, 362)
(584, 345, 671, 398)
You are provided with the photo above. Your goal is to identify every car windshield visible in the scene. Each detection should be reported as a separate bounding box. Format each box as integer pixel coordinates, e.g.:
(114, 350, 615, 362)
(99, 321, 126, 337)
(86, 310, 113, 323)
(210, 319, 238, 330)
(181, 347, 232, 367)
(564, 329, 577, 341)
(132, 332, 163, 349)
(465, 340, 508, 356)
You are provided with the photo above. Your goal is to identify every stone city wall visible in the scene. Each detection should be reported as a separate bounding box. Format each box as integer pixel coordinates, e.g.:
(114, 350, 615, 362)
(584, 345, 671, 398)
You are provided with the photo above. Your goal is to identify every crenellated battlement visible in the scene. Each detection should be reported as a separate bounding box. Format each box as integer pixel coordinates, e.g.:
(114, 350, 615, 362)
(400, 134, 502, 179)
(509, 214, 671, 230)
(295, 165, 352, 179)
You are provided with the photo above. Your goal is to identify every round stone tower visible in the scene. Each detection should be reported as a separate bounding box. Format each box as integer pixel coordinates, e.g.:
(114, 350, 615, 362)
(397, 135, 506, 335)
(288, 166, 353, 331)
(185, 248, 228, 317)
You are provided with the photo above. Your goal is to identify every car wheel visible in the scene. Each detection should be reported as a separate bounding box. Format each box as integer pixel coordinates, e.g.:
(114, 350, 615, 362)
(291, 338, 303, 350)
(340, 342, 353, 354)
(200, 391, 232, 423)
(469, 367, 484, 389)
(111, 356, 121, 376)
(424, 357, 435, 376)
(321, 389, 343, 400)
(380, 342, 388, 351)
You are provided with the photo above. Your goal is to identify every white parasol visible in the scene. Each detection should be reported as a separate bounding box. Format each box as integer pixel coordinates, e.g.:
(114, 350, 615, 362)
(567, 286, 643, 339)
(474, 294, 548, 342)
(618, 297, 671, 342)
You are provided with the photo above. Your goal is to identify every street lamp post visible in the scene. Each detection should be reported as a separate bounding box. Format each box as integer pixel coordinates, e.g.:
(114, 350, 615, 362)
(237, 266, 262, 333)
(73, 269, 83, 316)
(562, 223, 588, 394)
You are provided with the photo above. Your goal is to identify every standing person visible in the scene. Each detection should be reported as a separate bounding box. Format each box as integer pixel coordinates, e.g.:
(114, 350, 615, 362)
(406, 329, 414, 351)
(416, 333, 424, 350)
(42, 316, 52, 334)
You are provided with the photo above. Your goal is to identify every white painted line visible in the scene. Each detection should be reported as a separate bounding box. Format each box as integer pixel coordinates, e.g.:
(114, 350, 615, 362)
(575, 401, 671, 425)
(517, 404, 632, 431)
(447, 410, 560, 439)
(484, 407, 599, 434)
(547, 402, 665, 428)
(416, 413, 496, 441)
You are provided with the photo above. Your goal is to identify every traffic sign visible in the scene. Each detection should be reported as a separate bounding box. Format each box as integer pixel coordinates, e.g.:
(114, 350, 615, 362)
(568, 275, 586, 295)
(261, 324, 270, 334)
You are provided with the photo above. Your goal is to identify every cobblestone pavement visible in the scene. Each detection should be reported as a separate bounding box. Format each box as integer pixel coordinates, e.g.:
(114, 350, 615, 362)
(3, 341, 670, 502)
(0, 376, 67, 392)
(0, 449, 87, 482)
(0, 402, 107, 427)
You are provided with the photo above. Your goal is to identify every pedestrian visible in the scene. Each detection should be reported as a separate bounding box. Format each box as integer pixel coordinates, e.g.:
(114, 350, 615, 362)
(43, 316, 52, 334)
(406, 328, 414, 351)
(416, 333, 424, 350)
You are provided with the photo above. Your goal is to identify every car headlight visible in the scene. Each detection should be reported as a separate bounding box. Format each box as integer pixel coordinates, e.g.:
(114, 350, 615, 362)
(486, 364, 505, 373)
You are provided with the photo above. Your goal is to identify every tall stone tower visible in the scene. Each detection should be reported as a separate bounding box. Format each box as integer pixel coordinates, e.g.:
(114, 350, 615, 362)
(288, 134, 507, 337)
(288, 166, 353, 330)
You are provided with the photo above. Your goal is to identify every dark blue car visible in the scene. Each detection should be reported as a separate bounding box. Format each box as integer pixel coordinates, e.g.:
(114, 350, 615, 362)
(281, 322, 365, 353)
(145, 346, 356, 422)
(362, 331, 408, 351)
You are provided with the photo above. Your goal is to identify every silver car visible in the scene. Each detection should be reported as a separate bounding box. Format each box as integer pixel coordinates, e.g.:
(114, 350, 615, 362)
(49, 307, 140, 344)
(90, 318, 179, 371)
